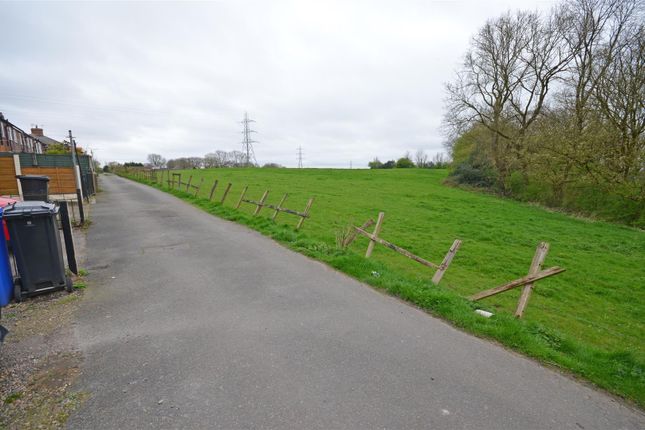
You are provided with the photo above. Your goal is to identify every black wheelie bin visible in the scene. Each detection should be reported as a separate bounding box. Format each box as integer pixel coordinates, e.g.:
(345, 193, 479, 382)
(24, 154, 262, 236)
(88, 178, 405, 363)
(16, 175, 50, 201)
(2, 201, 72, 301)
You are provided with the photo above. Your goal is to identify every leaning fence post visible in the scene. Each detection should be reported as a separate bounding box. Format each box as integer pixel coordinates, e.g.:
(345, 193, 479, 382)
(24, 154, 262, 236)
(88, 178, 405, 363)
(515, 242, 549, 318)
(220, 183, 232, 204)
(296, 197, 315, 230)
(209, 180, 219, 201)
(365, 211, 385, 257)
(343, 218, 375, 248)
(431, 239, 462, 285)
(185, 175, 192, 192)
(194, 177, 204, 197)
(272, 193, 288, 221)
(254, 190, 269, 215)
(236, 186, 248, 209)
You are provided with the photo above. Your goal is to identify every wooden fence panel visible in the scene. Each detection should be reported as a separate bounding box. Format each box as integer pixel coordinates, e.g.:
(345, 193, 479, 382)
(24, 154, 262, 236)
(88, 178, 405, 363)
(0, 157, 18, 195)
(22, 167, 76, 194)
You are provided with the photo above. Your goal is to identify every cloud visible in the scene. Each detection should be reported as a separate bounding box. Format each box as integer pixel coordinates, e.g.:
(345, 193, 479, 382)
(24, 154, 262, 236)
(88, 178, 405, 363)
(0, 0, 552, 167)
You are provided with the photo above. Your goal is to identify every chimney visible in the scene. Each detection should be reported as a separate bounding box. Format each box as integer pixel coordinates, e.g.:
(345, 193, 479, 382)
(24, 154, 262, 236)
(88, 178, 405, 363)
(31, 126, 44, 136)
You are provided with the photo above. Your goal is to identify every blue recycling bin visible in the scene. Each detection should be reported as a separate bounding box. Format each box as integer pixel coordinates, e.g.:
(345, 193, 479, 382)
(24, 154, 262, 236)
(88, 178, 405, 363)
(0, 208, 13, 307)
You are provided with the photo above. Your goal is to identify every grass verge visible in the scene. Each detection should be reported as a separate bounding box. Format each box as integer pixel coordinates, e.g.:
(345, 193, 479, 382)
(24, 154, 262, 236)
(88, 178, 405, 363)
(123, 173, 644, 409)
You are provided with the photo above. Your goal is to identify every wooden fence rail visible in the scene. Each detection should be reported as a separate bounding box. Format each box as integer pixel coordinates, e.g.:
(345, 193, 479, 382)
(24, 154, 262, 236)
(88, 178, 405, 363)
(350, 212, 461, 285)
(237, 186, 314, 230)
(468, 242, 565, 318)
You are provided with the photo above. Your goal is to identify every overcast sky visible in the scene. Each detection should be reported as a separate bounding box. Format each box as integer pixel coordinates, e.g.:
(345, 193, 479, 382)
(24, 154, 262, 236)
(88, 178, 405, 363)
(1, 0, 554, 167)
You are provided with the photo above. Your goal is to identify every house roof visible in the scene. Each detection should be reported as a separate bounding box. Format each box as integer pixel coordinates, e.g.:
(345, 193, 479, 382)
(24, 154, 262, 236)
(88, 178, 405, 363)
(30, 134, 61, 147)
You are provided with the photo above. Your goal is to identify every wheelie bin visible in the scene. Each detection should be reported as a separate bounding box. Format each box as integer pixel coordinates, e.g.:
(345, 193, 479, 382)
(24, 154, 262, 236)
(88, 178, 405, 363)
(16, 175, 50, 201)
(0, 208, 12, 307)
(2, 201, 72, 301)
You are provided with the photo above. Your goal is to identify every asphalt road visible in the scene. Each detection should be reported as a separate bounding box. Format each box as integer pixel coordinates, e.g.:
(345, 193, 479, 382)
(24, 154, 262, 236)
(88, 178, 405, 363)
(68, 174, 644, 429)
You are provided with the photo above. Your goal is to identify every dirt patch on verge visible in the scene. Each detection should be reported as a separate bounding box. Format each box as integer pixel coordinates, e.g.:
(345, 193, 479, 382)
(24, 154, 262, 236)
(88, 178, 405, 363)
(0, 287, 88, 429)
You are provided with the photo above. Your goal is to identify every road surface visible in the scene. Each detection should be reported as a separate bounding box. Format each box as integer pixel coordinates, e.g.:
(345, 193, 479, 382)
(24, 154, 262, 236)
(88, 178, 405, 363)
(68, 175, 644, 429)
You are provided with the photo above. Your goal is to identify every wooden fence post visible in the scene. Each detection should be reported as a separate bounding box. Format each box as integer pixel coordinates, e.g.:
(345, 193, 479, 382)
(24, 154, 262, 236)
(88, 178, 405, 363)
(272, 193, 288, 221)
(254, 190, 269, 215)
(515, 242, 549, 318)
(236, 186, 248, 209)
(185, 175, 192, 192)
(194, 177, 204, 197)
(343, 218, 375, 248)
(296, 197, 314, 230)
(365, 211, 385, 257)
(431, 239, 462, 285)
(220, 183, 232, 204)
(209, 180, 219, 201)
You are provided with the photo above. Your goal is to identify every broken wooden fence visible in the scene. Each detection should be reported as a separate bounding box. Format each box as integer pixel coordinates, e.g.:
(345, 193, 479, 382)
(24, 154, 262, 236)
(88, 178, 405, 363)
(236, 187, 314, 230)
(347, 212, 461, 285)
(468, 242, 565, 318)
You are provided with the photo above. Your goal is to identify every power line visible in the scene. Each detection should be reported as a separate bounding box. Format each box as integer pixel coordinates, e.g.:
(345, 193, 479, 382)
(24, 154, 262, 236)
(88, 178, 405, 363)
(240, 112, 257, 167)
(297, 146, 304, 168)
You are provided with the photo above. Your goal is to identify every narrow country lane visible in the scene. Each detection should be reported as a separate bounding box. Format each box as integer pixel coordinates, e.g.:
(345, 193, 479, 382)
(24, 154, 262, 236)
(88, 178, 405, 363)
(67, 175, 644, 429)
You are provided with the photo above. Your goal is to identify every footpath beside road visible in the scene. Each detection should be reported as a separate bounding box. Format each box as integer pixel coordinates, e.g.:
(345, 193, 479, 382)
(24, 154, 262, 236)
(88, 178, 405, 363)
(68, 174, 644, 429)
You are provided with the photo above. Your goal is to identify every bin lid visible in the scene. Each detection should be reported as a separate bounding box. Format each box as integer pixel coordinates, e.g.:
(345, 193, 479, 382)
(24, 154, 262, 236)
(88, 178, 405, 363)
(2, 201, 58, 218)
(16, 175, 50, 182)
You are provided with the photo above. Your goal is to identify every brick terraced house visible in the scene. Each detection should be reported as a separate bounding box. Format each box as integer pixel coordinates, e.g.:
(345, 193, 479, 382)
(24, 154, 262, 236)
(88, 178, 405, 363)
(0, 112, 44, 153)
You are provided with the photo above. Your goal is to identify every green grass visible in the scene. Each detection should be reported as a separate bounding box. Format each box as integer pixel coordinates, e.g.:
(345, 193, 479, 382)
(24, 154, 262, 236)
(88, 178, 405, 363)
(4, 391, 23, 404)
(126, 168, 645, 407)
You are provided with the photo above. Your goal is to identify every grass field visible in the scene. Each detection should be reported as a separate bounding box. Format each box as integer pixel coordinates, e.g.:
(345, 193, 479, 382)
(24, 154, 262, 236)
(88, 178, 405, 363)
(129, 168, 645, 406)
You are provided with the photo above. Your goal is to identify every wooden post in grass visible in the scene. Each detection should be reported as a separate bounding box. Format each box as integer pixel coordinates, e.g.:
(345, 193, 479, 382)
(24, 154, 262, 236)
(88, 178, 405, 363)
(236, 186, 248, 209)
(365, 211, 385, 257)
(209, 180, 219, 201)
(431, 239, 462, 285)
(194, 177, 204, 197)
(343, 218, 375, 248)
(185, 175, 192, 192)
(296, 197, 314, 230)
(220, 183, 232, 204)
(515, 242, 549, 318)
(469, 266, 565, 301)
(254, 190, 269, 215)
(272, 193, 288, 221)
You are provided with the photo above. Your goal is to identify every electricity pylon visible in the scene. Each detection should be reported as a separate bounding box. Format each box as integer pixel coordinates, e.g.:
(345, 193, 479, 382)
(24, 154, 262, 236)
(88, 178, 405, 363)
(241, 112, 257, 167)
(297, 146, 304, 168)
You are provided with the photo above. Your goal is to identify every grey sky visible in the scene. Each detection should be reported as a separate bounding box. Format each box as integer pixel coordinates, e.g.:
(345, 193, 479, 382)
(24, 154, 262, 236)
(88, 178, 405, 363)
(1, 0, 553, 167)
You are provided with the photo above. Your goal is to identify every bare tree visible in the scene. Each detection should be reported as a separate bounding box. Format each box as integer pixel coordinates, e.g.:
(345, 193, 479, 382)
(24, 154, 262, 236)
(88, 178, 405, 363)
(215, 150, 230, 167)
(229, 150, 247, 167)
(444, 11, 537, 190)
(187, 157, 204, 169)
(147, 153, 166, 169)
(433, 152, 449, 168)
(415, 150, 429, 168)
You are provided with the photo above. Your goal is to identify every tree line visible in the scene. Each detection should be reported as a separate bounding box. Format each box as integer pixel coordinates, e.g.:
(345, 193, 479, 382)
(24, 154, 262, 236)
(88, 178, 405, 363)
(143, 152, 285, 169)
(113, 152, 283, 170)
(369, 150, 449, 169)
(443, 0, 644, 226)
